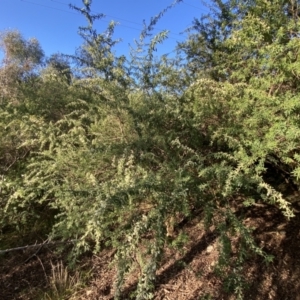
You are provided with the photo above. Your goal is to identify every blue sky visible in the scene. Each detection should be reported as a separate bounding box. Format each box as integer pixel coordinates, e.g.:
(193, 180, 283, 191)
(0, 0, 210, 59)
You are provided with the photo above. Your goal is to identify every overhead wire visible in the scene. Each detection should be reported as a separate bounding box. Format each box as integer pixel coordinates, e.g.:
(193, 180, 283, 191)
(50, 0, 147, 27)
(50, 0, 211, 38)
(12, 0, 211, 44)
(19, 0, 78, 15)
(16, 0, 189, 41)
(181, 0, 210, 12)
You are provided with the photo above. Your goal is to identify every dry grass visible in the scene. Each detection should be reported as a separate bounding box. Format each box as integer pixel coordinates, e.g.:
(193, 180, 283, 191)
(43, 261, 83, 300)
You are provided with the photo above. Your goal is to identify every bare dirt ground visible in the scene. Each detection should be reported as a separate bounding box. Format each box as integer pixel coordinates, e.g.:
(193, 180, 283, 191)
(1, 202, 300, 300)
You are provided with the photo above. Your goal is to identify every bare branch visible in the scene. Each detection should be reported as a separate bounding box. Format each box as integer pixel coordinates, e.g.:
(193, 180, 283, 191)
(0, 239, 78, 254)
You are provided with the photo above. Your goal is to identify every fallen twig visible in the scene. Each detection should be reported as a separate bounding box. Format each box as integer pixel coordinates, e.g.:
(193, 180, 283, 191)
(23, 239, 49, 263)
(0, 239, 78, 254)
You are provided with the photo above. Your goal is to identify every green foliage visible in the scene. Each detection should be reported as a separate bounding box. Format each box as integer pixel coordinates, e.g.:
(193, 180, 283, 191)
(0, 30, 44, 66)
(1, 0, 300, 299)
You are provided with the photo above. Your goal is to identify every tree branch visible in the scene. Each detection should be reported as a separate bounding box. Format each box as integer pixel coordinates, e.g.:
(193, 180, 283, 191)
(0, 239, 78, 254)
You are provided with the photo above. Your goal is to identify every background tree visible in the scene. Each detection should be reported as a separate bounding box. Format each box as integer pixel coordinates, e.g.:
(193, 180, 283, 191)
(0, 30, 44, 103)
(42, 53, 72, 84)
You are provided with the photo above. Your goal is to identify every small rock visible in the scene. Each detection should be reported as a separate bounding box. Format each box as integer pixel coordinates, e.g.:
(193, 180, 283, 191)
(206, 245, 214, 254)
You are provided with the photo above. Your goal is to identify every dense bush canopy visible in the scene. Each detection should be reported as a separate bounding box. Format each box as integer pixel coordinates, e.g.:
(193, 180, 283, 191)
(1, 0, 300, 298)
